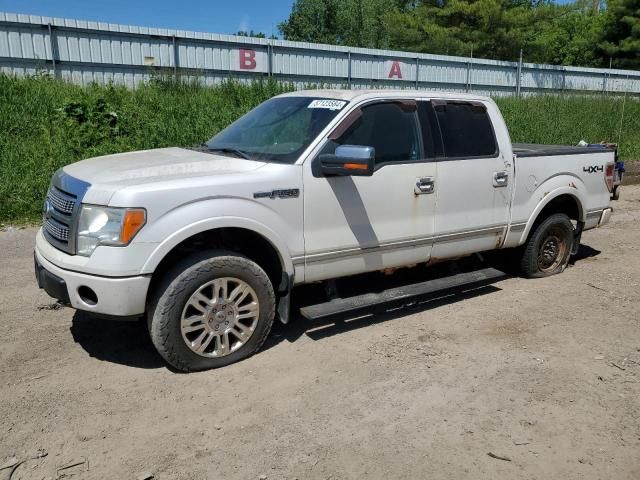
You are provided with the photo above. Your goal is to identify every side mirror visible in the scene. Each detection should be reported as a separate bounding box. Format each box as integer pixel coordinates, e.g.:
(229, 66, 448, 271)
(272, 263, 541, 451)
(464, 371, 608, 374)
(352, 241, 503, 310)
(318, 145, 375, 177)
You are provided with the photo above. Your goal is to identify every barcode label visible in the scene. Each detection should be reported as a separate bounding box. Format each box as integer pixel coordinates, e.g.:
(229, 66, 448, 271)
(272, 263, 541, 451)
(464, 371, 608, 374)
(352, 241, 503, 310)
(308, 99, 347, 110)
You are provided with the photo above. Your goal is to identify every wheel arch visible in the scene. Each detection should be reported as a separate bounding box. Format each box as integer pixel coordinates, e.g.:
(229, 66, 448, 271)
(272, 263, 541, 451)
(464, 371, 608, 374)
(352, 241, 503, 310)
(518, 187, 585, 245)
(142, 219, 295, 299)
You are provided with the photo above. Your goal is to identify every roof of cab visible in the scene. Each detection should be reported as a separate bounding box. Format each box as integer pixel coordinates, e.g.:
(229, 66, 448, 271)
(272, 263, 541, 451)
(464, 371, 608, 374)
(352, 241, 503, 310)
(276, 88, 492, 103)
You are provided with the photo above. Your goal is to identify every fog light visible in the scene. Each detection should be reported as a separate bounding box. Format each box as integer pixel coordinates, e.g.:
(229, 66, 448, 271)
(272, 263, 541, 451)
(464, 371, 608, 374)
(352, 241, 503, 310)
(78, 286, 98, 306)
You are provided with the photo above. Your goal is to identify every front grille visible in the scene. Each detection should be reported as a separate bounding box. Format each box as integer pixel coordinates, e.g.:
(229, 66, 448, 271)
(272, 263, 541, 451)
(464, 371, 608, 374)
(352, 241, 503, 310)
(42, 170, 90, 255)
(44, 217, 70, 242)
(48, 187, 75, 215)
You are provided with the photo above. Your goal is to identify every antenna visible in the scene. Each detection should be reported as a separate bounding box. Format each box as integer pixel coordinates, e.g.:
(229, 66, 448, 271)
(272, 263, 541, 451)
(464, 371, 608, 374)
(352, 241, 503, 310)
(617, 74, 629, 148)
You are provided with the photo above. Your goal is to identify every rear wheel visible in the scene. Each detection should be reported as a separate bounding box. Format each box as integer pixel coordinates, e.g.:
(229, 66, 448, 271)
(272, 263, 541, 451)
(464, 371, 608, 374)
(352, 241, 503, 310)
(148, 250, 276, 371)
(519, 213, 574, 278)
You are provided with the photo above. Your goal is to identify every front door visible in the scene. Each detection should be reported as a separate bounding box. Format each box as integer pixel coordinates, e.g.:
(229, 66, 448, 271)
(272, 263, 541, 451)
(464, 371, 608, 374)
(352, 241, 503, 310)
(425, 99, 514, 258)
(302, 100, 438, 283)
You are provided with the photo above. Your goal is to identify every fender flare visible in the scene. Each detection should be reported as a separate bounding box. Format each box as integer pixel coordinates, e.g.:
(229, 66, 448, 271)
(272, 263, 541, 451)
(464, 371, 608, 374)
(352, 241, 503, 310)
(518, 186, 586, 244)
(140, 215, 295, 278)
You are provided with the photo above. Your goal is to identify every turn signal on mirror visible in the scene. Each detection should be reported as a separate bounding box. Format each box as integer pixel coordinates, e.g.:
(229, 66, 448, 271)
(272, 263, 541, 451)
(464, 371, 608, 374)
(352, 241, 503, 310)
(344, 163, 368, 170)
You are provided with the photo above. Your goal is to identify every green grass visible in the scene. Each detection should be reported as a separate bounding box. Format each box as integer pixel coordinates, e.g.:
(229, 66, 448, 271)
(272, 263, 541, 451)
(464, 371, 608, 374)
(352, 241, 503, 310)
(496, 95, 640, 159)
(1, 74, 638, 223)
(0, 74, 293, 223)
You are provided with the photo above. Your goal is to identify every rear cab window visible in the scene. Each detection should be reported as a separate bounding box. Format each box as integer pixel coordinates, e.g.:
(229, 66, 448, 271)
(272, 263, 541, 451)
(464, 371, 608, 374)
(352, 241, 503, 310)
(425, 100, 498, 160)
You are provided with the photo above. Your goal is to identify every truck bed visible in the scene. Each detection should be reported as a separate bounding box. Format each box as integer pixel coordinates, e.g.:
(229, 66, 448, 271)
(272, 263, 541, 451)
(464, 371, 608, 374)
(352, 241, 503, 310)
(513, 143, 615, 158)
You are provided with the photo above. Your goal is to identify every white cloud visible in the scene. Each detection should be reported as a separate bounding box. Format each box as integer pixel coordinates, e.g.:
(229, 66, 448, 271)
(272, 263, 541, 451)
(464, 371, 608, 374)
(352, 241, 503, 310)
(238, 15, 249, 33)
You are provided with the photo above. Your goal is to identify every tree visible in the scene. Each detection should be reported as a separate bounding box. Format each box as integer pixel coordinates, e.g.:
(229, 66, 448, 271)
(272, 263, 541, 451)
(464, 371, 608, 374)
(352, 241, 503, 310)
(599, 0, 640, 68)
(277, 0, 637, 69)
(278, 0, 342, 44)
(385, 0, 558, 61)
(529, 3, 606, 66)
(235, 30, 277, 39)
(278, 0, 393, 48)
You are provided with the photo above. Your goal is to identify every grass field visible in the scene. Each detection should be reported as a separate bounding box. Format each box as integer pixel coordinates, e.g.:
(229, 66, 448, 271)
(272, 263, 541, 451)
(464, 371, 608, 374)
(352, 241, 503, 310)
(1, 74, 638, 223)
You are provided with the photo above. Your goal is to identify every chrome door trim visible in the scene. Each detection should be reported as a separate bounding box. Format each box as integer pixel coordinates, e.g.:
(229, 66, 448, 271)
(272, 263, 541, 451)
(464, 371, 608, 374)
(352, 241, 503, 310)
(508, 221, 527, 233)
(297, 224, 506, 265)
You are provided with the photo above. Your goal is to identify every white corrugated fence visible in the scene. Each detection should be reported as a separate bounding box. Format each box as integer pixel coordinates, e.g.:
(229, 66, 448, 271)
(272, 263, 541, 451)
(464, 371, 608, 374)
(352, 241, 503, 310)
(1, 11, 639, 96)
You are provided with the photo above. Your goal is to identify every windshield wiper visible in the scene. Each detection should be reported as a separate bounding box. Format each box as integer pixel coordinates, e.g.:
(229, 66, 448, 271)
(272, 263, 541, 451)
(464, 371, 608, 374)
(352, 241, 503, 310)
(207, 146, 252, 160)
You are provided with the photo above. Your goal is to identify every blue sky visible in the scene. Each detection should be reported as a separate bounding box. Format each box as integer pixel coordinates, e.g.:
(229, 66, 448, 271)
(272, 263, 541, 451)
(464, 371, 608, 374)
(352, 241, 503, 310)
(0, 0, 295, 36)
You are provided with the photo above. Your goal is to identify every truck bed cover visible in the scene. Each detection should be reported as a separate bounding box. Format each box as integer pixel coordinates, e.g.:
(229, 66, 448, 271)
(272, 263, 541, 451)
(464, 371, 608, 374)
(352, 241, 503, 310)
(513, 143, 615, 158)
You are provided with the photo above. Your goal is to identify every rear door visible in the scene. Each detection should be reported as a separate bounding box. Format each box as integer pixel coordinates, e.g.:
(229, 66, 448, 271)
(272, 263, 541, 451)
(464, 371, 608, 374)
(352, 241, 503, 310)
(423, 99, 514, 258)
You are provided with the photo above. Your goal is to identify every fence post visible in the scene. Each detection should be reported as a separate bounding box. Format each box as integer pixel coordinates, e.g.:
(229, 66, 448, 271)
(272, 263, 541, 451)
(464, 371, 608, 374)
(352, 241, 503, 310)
(415, 57, 419, 88)
(602, 57, 612, 94)
(347, 50, 352, 89)
(172, 35, 178, 76)
(465, 47, 473, 92)
(516, 49, 523, 97)
(268, 43, 273, 77)
(47, 23, 58, 77)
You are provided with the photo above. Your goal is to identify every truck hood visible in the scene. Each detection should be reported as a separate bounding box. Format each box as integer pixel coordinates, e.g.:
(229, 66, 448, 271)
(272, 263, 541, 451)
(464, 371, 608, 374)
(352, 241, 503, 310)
(64, 147, 267, 185)
(63, 147, 268, 204)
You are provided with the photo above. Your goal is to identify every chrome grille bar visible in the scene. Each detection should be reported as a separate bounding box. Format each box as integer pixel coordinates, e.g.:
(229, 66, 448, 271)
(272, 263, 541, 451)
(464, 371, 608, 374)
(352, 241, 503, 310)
(42, 170, 91, 255)
(44, 217, 69, 242)
(48, 187, 76, 215)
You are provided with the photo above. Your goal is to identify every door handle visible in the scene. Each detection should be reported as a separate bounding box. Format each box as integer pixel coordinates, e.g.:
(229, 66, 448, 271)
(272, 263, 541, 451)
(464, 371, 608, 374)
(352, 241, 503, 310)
(415, 177, 435, 195)
(493, 171, 509, 187)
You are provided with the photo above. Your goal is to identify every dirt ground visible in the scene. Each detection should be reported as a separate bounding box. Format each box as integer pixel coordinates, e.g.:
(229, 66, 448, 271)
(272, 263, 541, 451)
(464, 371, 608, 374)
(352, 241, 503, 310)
(1, 186, 639, 480)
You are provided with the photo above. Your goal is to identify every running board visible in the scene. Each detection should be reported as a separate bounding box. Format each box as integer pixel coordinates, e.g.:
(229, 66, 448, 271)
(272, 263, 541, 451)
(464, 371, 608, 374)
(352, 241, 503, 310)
(299, 267, 506, 320)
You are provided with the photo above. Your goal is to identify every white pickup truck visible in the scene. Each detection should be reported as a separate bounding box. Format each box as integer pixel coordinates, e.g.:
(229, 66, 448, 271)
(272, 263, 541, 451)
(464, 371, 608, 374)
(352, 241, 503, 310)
(35, 89, 618, 371)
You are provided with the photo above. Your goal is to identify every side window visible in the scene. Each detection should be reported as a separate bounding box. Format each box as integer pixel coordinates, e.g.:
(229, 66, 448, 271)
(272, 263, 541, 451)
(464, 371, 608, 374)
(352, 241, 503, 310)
(433, 102, 498, 158)
(327, 102, 421, 165)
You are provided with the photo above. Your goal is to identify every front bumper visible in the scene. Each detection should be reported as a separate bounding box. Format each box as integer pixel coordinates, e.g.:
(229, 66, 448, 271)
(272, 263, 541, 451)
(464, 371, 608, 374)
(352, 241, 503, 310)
(34, 246, 150, 317)
(35, 254, 70, 304)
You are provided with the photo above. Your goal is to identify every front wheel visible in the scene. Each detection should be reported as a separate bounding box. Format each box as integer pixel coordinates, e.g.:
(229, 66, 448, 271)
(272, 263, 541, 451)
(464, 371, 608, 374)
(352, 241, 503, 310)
(519, 213, 574, 278)
(148, 251, 276, 371)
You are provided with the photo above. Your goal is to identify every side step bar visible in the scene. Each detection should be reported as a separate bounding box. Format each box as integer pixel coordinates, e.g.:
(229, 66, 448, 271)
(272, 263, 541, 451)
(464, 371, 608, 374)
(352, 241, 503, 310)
(299, 267, 506, 321)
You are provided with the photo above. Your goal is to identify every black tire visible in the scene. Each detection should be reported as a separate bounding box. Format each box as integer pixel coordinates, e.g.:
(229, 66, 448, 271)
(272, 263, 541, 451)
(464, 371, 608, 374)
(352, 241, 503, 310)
(519, 213, 574, 278)
(148, 250, 276, 372)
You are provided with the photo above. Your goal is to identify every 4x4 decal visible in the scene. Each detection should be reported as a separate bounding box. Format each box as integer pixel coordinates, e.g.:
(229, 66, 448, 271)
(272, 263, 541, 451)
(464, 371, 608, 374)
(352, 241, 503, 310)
(583, 165, 604, 174)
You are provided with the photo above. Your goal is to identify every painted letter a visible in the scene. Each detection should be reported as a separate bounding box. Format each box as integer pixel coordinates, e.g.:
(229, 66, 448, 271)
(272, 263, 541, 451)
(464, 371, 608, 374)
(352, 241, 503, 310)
(388, 61, 402, 79)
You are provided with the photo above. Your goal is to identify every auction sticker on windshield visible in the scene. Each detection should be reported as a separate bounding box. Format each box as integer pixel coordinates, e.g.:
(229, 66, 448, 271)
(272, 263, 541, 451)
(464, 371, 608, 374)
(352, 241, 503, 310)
(308, 99, 347, 110)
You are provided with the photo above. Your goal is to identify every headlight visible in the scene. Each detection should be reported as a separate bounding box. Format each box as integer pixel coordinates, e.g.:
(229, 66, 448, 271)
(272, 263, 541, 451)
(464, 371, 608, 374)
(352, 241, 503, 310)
(77, 205, 146, 257)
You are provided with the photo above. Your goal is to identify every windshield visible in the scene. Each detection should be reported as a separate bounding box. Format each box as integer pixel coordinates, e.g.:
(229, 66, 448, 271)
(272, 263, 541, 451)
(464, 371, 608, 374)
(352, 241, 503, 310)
(206, 97, 347, 163)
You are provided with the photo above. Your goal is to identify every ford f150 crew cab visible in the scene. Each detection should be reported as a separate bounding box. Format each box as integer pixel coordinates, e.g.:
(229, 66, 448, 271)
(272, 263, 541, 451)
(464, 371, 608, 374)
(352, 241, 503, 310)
(35, 89, 617, 371)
